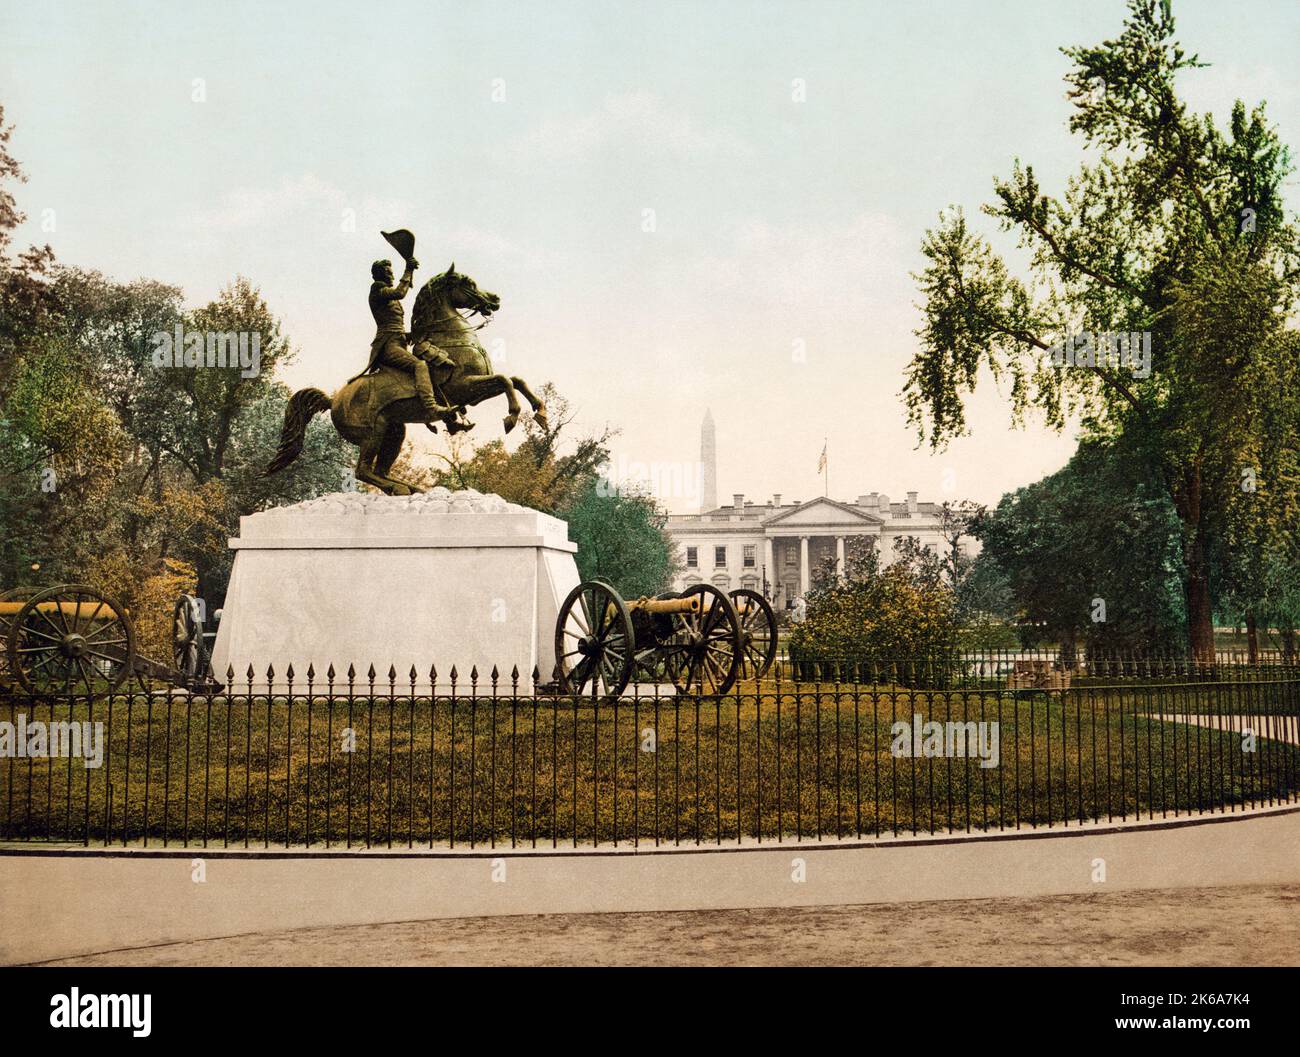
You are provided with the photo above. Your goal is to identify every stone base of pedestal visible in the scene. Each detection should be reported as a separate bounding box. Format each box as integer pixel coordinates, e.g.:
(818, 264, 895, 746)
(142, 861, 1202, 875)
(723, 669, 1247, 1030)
(210, 490, 580, 694)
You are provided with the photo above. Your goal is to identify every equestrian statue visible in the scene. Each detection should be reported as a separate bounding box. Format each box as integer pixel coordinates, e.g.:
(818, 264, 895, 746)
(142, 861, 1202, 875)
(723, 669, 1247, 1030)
(264, 229, 548, 495)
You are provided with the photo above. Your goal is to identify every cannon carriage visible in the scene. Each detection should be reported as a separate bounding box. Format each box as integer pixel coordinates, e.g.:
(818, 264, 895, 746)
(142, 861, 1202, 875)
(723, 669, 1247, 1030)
(553, 580, 777, 697)
(0, 584, 218, 697)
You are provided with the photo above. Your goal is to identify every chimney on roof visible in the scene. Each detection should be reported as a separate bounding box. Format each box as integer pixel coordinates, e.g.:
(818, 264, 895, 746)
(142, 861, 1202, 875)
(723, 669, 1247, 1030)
(907, 491, 918, 514)
(733, 493, 744, 511)
(855, 495, 870, 506)
(772, 494, 782, 507)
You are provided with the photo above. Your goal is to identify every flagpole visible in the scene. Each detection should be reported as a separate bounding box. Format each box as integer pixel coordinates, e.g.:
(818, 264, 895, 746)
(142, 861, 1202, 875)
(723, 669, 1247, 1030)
(824, 437, 828, 498)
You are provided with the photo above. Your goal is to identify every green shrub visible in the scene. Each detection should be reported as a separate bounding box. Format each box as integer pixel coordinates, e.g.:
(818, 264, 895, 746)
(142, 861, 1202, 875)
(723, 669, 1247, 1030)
(788, 539, 960, 685)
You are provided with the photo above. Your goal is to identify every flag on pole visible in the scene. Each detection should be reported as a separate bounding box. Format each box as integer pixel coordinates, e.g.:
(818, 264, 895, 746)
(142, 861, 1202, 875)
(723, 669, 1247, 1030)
(817, 442, 827, 474)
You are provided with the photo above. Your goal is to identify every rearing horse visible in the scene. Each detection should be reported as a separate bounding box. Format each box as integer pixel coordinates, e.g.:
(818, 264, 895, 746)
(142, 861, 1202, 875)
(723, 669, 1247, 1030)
(264, 264, 547, 495)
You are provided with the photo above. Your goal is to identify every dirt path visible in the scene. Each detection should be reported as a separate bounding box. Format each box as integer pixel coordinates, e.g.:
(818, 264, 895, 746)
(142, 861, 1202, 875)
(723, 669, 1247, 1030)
(35, 883, 1300, 966)
(1142, 712, 1300, 745)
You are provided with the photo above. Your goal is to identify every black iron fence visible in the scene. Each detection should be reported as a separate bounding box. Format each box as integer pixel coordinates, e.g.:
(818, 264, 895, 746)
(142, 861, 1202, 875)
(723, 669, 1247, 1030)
(1, 660, 1297, 849)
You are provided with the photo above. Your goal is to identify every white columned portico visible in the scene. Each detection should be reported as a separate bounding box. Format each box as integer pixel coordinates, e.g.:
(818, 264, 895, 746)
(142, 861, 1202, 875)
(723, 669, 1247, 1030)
(836, 535, 846, 572)
(799, 535, 810, 596)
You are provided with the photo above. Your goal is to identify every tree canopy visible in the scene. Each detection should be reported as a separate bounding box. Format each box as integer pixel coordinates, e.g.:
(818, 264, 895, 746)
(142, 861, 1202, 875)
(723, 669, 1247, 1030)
(972, 439, 1186, 653)
(0, 106, 352, 636)
(905, 0, 1300, 658)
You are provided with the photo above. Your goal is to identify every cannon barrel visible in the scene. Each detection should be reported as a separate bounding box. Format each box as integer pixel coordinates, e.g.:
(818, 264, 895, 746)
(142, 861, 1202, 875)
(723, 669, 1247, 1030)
(627, 595, 702, 615)
(0, 600, 116, 618)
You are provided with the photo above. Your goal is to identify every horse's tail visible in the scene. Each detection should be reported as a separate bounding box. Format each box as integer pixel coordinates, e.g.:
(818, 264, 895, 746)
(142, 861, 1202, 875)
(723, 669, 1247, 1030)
(263, 388, 333, 476)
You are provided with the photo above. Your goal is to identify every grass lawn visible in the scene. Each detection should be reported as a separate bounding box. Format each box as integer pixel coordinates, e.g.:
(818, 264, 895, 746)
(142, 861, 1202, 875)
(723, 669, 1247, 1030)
(2, 685, 1296, 847)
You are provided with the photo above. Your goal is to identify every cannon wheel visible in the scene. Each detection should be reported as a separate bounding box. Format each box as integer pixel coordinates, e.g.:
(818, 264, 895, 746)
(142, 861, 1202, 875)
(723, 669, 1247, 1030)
(666, 583, 742, 696)
(0, 587, 41, 687)
(730, 588, 777, 680)
(555, 580, 634, 698)
(7, 584, 136, 695)
(172, 594, 210, 689)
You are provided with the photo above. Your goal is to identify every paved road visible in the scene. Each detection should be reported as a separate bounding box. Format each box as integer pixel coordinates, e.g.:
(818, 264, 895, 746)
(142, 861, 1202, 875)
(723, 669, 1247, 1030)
(35, 883, 1300, 966)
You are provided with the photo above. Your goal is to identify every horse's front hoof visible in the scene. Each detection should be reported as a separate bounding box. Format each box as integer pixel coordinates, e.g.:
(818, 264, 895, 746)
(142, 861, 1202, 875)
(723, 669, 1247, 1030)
(533, 409, 549, 430)
(389, 483, 413, 497)
(503, 414, 518, 433)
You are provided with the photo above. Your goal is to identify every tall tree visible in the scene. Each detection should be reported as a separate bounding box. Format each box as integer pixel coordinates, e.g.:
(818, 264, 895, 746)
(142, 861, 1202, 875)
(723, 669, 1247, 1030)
(562, 479, 678, 600)
(0, 104, 56, 392)
(904, 0, 1300, 658)
(935, 500, 983, 606)
(974, 440, 1187, 653)
(0, 104, 60, 584)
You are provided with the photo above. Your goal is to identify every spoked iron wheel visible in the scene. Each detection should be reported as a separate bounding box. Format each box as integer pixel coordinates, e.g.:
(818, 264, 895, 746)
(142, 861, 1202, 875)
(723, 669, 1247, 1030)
(730, 588, 777, 680)
(662, 583, 742, 696)
(172, 593, 210, 689)
(0, 586, 40, 687)
(8, 584, 136, 696)
(554, 580, 634, 698)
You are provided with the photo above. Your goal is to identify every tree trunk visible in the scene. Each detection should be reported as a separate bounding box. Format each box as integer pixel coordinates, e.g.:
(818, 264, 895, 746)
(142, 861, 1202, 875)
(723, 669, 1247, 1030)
(1184, 547, 1215, 664)
(1170, 460, 1216, 664)
(1058, 626, 1078, 670)
(1245, 612, 1259, 665)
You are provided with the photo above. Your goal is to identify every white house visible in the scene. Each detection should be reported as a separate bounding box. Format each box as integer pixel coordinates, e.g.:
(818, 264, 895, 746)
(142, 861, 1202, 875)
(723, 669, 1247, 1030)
(665, 491, 961, 609)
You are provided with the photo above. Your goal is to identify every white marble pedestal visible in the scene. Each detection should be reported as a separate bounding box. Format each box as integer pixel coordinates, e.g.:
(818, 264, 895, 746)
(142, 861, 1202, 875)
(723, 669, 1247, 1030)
(210, 490, 580, 694)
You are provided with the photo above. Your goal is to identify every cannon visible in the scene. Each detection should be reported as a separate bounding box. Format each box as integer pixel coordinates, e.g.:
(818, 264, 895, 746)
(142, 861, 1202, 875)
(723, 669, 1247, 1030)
(0, 584, 219, 697)
(553, 580, 777, 697)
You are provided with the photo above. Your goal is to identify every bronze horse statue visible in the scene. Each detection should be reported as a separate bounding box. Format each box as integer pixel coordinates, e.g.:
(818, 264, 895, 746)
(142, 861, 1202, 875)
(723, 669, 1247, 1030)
(264, 264, 547, 495)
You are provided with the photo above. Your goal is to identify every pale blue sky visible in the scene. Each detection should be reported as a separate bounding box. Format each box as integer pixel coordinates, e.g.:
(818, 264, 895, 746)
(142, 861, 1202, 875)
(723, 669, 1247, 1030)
(2, 0, 1296, 509)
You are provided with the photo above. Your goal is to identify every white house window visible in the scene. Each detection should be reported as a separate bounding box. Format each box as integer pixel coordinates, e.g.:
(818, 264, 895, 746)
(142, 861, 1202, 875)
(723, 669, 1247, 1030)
(784, 547, 797, 568)
(686, 546, 698, 568)
(714, 545, 727, 568)
(743, 544, 756, 568)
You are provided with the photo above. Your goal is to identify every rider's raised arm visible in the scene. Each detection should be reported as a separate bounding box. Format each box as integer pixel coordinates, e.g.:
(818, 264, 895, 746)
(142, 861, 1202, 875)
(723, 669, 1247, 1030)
(375, 263, 415, 301)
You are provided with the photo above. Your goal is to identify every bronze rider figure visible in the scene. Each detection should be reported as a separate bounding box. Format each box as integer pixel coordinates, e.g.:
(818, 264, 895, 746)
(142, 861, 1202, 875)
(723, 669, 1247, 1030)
(351, 257, 465, 431)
